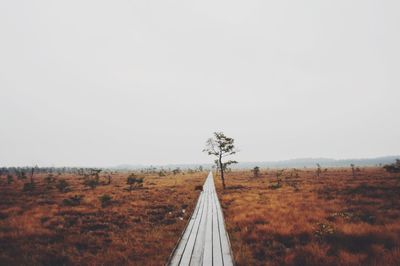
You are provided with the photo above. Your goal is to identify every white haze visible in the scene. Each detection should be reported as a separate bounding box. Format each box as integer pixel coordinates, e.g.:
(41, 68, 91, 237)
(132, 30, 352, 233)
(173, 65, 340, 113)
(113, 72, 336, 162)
(0, 0, 399, 167)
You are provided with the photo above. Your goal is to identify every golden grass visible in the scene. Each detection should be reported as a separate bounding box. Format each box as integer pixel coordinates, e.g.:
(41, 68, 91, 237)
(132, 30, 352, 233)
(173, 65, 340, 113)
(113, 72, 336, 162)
(2, 168, 399, 265)
(218, 168, 400, 266)
(0, 172, 204, 265)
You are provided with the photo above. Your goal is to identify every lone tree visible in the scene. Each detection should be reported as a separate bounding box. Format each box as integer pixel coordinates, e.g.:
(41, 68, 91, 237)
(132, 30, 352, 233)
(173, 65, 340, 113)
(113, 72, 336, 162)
(316, 163, 321, 178)
(203, 132, 238, 189)
(252, 166, 260, 178)
(350, 164, 356, 178)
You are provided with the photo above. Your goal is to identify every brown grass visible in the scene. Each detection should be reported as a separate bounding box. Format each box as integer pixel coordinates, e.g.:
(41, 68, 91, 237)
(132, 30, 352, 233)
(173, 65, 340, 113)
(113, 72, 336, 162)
(0, 171, 204, 265)
(218, 168, 400, 266)
(2, 168, 399, 265)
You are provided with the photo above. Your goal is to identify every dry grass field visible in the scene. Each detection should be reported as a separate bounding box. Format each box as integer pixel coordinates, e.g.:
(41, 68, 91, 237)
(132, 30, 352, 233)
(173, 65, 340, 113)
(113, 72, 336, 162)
(1, 167, 399, 266)
(218, 168, 400, 266)
(0, 171, 204, 265)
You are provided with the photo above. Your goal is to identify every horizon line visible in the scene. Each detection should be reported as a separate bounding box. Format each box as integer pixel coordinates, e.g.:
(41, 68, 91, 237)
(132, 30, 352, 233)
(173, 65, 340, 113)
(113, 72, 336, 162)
(1, 154, 399, 168)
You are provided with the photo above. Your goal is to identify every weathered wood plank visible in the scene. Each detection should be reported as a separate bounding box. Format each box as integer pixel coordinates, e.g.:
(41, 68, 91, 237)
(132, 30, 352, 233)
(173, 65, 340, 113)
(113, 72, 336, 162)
(169, 191, 205, 265)
(211, 186, 223, 266)
(190, 181, 209, 265)
(168, 172, 234, 266)
(214, 187, 234, 266)
(179, 190, 207, 266)
(202, 181, 213, 266)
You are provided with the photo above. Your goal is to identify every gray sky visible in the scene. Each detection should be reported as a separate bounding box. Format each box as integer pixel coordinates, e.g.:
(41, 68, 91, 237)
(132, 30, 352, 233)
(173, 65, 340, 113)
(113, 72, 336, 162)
(1, 0, 399, 167)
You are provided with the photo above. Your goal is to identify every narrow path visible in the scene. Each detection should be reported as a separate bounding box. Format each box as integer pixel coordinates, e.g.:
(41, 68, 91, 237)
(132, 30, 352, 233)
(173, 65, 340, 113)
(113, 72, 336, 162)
(168, 172, 234, 266)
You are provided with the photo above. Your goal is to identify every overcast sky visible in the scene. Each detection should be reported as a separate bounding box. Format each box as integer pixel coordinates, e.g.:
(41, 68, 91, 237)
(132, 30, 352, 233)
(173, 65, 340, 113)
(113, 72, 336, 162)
(1, 0, 399, 167)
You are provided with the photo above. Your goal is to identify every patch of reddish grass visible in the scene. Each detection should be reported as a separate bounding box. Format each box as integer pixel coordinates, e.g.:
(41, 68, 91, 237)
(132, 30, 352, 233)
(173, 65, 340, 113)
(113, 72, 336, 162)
(218, 168, 400, 266)
(0, 172, 204, 265)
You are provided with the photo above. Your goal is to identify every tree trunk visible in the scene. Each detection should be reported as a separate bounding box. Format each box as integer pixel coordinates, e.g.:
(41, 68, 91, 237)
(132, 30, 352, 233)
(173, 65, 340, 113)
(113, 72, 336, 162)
(30, 168, 34, 184)
(219, 154, 226, 189)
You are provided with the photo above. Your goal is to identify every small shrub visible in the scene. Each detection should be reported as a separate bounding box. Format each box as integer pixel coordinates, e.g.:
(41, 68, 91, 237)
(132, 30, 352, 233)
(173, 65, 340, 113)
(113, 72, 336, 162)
(158, 171, 166, 177)
(56, 179, 70, 192)
(99, 194, 112, 207)
(17, 171, 27, 180)
(383, 159, 400, 173)
(127, 174, 144, 190)
(7, 175, 13, 184)
(269, 183, 282, 190)
(172, 168, 181, 175)
(63, 195, 83, 206)
(276, 169, 284, 178)
(44, 174, 56, 184)
(84, 178, 99, 189)
(275, 169, 284, 185)
(23, 182, 35, 192)
(252, 166, 260, 177)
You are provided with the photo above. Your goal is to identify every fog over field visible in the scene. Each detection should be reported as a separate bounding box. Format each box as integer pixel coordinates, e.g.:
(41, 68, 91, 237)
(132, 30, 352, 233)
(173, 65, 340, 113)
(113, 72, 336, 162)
(1, 1, 399, 167)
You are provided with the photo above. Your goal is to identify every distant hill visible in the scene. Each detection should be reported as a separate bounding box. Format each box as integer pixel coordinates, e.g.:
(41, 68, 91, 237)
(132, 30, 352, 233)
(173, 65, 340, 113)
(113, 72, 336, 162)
(112, 155, 399, 170)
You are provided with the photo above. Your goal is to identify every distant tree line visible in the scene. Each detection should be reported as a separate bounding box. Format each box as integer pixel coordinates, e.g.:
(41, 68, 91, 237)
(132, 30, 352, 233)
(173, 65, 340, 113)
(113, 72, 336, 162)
(0, 166, 108, 176)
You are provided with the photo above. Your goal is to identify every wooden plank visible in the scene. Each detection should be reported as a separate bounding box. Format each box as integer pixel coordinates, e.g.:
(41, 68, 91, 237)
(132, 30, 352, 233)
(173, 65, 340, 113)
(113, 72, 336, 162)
(168, 172, 234, 266)
(202, 182, 213, 266)
(170, 189, 205, 266)
(215, 190, 234, 266)
(190, 183, 209, 265)
(179, 185, 207, 265)
(211, 186, 223, 266)
(170, 190, 206, 266)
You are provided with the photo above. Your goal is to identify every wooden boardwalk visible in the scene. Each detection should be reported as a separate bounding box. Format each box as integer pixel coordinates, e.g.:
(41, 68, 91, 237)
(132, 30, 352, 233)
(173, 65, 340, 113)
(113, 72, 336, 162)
(168, 172, 234, 266)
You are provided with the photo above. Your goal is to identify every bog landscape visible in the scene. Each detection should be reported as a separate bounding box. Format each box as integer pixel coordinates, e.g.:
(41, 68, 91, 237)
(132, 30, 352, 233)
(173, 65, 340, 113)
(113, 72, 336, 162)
(1, 154, 400, 265)
(1, 1, 399, 265)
